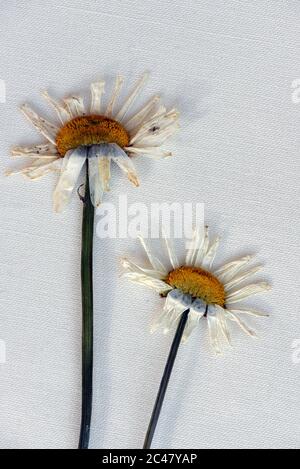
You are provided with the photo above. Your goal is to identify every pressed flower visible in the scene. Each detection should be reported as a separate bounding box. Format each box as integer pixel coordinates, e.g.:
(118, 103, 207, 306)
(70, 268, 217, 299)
(122, 226, 271, 354)
(7, 73, 179, 212)
(122, 226, 271, 448)
(8, 74, 179, 450)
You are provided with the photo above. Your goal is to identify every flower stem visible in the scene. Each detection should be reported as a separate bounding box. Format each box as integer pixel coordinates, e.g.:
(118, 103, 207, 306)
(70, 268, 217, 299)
(78, 166, 95, 449)
(143, 309, 190, 449)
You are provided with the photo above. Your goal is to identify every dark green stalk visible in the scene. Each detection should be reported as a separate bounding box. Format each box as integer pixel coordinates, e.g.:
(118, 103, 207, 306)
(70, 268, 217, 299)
(143, 309, 190, 449)
(78, 165, 95, 449)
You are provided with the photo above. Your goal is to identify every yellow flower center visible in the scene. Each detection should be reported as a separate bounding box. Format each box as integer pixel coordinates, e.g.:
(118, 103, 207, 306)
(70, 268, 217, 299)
(55, 115, 130, 156)
(166, 266, 225, 306)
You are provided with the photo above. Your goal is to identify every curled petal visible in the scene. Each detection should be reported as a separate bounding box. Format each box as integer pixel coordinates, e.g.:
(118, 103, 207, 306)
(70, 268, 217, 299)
(20, 104, 58, 144)
(214, 255, 254, 283)
(125, 146, 172, 159)
(214, 305, 231, 345)
(110, 144, 139, 187)
(182, 298, 206, 343)
(226, 282, 271, 304)
(130, 108, 179, 145)
(121, 258, 166, 279)
(90, 80, 105, 114)
(115, 73, 148, 122)
(202, 236, 220, 270)
(224, 265, 263, 291)
(158, 289, 192, 334)
(194, 225, 209, 267)
(162, 228, 180, 269)
(41, 90, 71, 124)
(225, 310, 257, 338)
(227, 308, 269, 318)
(88, 147, 103, 208)
(138, 236, 167, 273)
(123, 272, 171, 294)
(6, 157, 60, 179)
(105, 75, 123, 117)
(63, 95, 85, 117)
(185, 228, 201, 266)
(53, 146, 87, 212)
(207, 307, 223, 355)
(124, 95, 160, 131)
(11, 143, 59, 159)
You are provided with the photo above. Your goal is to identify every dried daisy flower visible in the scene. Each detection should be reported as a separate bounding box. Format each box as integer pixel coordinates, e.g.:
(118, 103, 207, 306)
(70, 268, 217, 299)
(7, 73, 179, 212)
(7, 74, 179, 450)
(122, 227, 271, 448)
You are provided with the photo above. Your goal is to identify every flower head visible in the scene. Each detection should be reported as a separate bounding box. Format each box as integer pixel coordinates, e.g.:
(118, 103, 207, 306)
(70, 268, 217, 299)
(7, 73, 179, 212)
(122, 227, 271, 354)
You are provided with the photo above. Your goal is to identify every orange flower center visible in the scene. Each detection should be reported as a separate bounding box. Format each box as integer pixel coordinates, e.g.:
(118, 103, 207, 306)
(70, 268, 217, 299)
(166, 266, 225, 306)
(55, 115, 130, 156)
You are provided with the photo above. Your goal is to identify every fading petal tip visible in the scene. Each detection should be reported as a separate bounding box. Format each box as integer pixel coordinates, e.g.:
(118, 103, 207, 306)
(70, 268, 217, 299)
(129, 173, 140, 187)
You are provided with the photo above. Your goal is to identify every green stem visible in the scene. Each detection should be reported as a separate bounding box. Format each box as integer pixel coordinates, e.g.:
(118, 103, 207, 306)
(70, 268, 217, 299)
(78, 166, 95, 449)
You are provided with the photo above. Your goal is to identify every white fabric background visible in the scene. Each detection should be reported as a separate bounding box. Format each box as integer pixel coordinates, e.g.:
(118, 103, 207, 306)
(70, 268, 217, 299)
(0, 0, 300, 449)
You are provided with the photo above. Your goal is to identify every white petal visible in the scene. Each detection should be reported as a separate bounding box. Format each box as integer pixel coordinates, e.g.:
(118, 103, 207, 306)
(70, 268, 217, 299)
(130, 102, 167, 138)
(194, 225, 209, 266)
(202, 236, 220, 270)
(6, 157, 60, 179)
(151, 306, 180, 335)
(53, 146, 87, 212)
(162, 229, 180, 269)
(224, 265, 263, 290)
(226, 282, 271, 304)
(105, 75, 124, 117)
(185, 228, 201, 265)
(88, 148, 103, 208)
(20, 104, 59, 144)
(110, 144, 139, 187)
(41, 90, 71, 124)
(115, 72, 149, 122)
(133, 123, 179, 147)
(124, 95, 160, 131)
(138, 236, 167, 273)
(214, 255, 253, 283)
(130, 108, 179, 144)
(182, 310, 200, 343)
(11, 143, 59, 159)
(160, 289, 192, 334)
(63, 95, 85, 117)
(99, 156, 111, 192)
(121, 258, 166, 279)
(22, 158, 61, 179)
(207, 307, 223, 355)
(228, 308, 269, 318)
(190, 298, 206, 316)
(90, 80, 105, 114)
(130, 114, 179, 147)
(89, 144, 112, 191)
(214, 305, 231, 345)
(182, 298, 206, 343)
(225, 310, 257, 338)
(123, 272, 171, 294)
(125, 146, 172, 159)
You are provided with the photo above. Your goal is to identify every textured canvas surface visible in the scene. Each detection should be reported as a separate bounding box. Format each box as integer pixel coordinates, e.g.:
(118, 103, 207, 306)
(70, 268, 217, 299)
(0, 0, 300, 449)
